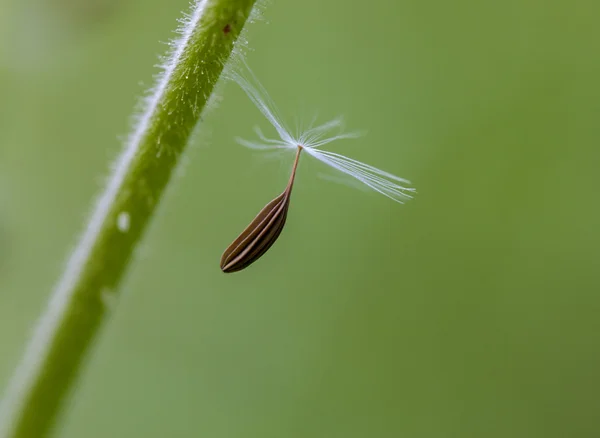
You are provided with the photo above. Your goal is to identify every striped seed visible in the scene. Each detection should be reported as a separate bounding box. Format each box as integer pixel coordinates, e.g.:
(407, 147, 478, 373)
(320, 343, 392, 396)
(220, 146, 302, 273)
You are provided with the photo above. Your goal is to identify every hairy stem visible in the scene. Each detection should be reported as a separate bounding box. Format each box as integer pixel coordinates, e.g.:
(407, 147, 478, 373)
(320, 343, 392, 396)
(0, 0, 257, 436)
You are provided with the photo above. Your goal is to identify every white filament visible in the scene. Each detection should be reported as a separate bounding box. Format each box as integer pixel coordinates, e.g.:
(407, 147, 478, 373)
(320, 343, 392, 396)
(228, 60, 416, 204)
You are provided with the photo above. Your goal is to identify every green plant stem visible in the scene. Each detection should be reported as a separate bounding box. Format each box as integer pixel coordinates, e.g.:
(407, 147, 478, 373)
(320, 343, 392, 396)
(0, 1, 257, 436)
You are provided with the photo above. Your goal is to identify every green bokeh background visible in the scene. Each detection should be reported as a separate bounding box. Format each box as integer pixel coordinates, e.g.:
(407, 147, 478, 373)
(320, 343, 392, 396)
(1, 0, 600, 436)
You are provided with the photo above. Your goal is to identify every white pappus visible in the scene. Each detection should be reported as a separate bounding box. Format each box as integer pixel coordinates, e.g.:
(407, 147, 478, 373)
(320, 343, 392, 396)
(226, 60, 416, 204)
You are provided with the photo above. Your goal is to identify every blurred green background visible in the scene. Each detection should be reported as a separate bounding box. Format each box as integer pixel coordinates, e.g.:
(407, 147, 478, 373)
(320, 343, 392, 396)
(2, 0, 600, 436)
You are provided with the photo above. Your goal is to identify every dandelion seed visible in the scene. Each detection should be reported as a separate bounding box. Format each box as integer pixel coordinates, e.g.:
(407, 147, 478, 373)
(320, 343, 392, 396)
(221, 146, 301, 273)
(221, 61, 415, 273)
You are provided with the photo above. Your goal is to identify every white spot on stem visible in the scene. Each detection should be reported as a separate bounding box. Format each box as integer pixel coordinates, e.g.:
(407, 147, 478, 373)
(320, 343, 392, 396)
(117, 212, 130, 232)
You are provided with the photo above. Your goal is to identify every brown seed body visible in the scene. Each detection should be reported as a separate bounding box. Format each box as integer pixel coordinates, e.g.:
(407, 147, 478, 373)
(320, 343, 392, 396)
(220, 147, 302, 273)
